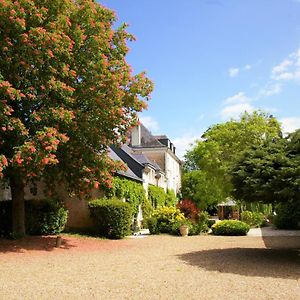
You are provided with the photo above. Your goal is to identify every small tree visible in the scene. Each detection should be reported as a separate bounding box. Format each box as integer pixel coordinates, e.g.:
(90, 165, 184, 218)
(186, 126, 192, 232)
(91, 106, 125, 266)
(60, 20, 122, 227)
(0, 0, 153, 236)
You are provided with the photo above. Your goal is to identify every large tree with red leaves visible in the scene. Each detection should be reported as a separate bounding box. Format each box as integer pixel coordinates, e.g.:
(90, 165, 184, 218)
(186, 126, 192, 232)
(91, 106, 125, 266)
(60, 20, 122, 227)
(0, 0, 153, 236)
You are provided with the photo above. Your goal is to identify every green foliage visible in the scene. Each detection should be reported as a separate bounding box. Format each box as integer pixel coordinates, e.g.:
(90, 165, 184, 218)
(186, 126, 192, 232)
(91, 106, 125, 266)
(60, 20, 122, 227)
(241, 202, 273, 216)
(170, 214, 209, 236)
(240, 210, 265, 228)
(165, 189, 177, 206)
(141, 197, 153, 221)
(88, 198, 132, 239)
(0, 199, 68, 236)
(181, 171, 224, 209)
(231, 130, 300, 206)
(273, 201, 300, 229)
(26, 199, 68, 235)
(148, 185, 167, 208)
(148, 206, 185, 234)
(211, 220, 250, 236)
(107, 176, 146, 216)
(184, 112, 282, 208)
(146, 217, 159, 234)
(0, 0, 153, 235)
(207, 219, 216, 228)
(198, 211, 209, 224)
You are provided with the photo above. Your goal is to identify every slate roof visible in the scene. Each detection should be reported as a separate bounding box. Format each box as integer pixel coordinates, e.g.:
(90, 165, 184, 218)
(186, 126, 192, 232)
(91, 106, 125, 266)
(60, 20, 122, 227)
(119, 144, 161, 171)
(108, 147, 143, 182)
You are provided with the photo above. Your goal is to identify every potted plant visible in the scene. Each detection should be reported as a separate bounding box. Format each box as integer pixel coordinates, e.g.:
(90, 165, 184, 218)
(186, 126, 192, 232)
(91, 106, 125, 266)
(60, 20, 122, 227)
(179, 224, 189, 236)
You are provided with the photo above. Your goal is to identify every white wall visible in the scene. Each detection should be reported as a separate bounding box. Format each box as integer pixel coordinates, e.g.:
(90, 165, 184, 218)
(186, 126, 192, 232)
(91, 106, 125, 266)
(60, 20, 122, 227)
(165, 151, 181, 194)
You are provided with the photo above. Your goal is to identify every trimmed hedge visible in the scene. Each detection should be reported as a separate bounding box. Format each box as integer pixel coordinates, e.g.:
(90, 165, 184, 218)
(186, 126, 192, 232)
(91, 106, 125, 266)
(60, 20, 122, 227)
(88, 198, 132, 239)
(0, 199, 68, 237)
(211, 220, 250, 236)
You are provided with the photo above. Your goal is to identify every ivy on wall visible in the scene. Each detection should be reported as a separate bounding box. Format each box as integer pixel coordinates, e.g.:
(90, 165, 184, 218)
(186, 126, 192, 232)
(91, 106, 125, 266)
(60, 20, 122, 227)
(166, 189, 177, 207)
(148, 185, 166, 208)
(106, 176, 146, 215)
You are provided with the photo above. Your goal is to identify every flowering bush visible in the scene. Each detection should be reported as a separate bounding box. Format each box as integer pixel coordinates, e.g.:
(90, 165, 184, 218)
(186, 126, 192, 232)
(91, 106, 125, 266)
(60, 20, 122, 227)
(176, 199, 199, 221)
(148, 206, 185, 234)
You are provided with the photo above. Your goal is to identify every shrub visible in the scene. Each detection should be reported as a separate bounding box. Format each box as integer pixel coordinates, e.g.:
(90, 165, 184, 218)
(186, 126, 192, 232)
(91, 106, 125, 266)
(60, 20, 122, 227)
(211, 220, 250, 236)
(176, 199, 199, 221)
(146, 217, 159, 234)
(0, 199, 68, 236)
(26, 199, 68, 235)
(207, 219, 216, 228)
(171, 219, 208, 236)
(88, 198, 132, 239)
(274, 201, 300, 229)
(150, 206, 185, 233)
(241, 210, 265, 228)
(0, 200, 12, 237)
(189, 221, 208, 236)
(198, 211, 209, 224)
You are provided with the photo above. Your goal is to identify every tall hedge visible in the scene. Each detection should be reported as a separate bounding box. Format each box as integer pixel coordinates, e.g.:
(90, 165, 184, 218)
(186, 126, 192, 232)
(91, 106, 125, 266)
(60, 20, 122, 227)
(88, 198, 132, 239)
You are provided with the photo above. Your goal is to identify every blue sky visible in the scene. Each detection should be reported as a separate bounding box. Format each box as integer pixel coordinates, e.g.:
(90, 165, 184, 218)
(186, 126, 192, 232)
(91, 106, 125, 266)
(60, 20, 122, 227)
(100, 0, 300, 158)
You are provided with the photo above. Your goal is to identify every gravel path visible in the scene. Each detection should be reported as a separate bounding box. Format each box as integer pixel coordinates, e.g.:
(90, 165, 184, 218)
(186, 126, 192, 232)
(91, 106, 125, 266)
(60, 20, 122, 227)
(0, 234, 299, 300)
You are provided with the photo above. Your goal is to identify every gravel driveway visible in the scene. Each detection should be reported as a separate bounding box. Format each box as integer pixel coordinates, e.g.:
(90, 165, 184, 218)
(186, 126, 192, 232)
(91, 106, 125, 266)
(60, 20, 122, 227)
(0, 233, 299, 300)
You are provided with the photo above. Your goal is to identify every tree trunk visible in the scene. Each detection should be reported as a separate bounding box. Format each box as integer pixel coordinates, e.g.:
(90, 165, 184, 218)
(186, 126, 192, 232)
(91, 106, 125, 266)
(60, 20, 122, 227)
(10, 176, 25, 237)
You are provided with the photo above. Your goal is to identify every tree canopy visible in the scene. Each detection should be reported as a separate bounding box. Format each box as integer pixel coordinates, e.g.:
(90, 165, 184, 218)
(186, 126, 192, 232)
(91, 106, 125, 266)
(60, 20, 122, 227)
(183, 112, 282, 207)
(0, 0, 153, 235)
(231, 130, 300, 205)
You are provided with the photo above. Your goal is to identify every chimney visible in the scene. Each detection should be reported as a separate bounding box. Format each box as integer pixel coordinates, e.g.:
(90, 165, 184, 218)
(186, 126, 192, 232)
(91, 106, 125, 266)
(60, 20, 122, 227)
(131, 125, 141, 146)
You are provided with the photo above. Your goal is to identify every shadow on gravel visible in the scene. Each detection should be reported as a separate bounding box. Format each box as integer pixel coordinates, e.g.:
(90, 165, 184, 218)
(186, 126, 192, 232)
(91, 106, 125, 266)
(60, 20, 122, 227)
(0, 236, 75, 253)
(262, 236, 300, 249)
(178, 247, 300, 279)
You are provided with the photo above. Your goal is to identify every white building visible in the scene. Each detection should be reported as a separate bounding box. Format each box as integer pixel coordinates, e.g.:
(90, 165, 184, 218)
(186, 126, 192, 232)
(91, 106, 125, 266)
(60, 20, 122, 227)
(127, 124, 182, 195)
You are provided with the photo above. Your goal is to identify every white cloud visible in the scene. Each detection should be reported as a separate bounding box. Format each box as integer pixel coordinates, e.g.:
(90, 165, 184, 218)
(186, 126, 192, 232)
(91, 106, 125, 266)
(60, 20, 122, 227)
(228, 67, 239, 77)
(244, 64, 252, 70)
(272, 59, 293, 74)
(221, 91, 255, 120)
(280, 117, 300, 134)
(271, 48, 300, 82)
(258, 83, 282, 97)
(224, 92, 250, 104)
(221, 102, 255, 120)
(139, 116, 159, 133)
(172, 133, 200, 159)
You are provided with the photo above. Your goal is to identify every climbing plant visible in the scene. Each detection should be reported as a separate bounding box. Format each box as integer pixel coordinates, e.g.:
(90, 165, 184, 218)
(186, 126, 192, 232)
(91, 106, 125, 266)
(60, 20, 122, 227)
(148, 185, 167, 208)
(106, 176, 146, 215)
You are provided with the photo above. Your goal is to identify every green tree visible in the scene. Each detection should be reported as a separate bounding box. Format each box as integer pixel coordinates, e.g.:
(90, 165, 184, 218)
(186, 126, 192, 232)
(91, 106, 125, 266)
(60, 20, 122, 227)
(183, 112, 282, 206)
(0, 0, 153, 236)
(181, 170, 224, 209)
(231, 130, 300, 204)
